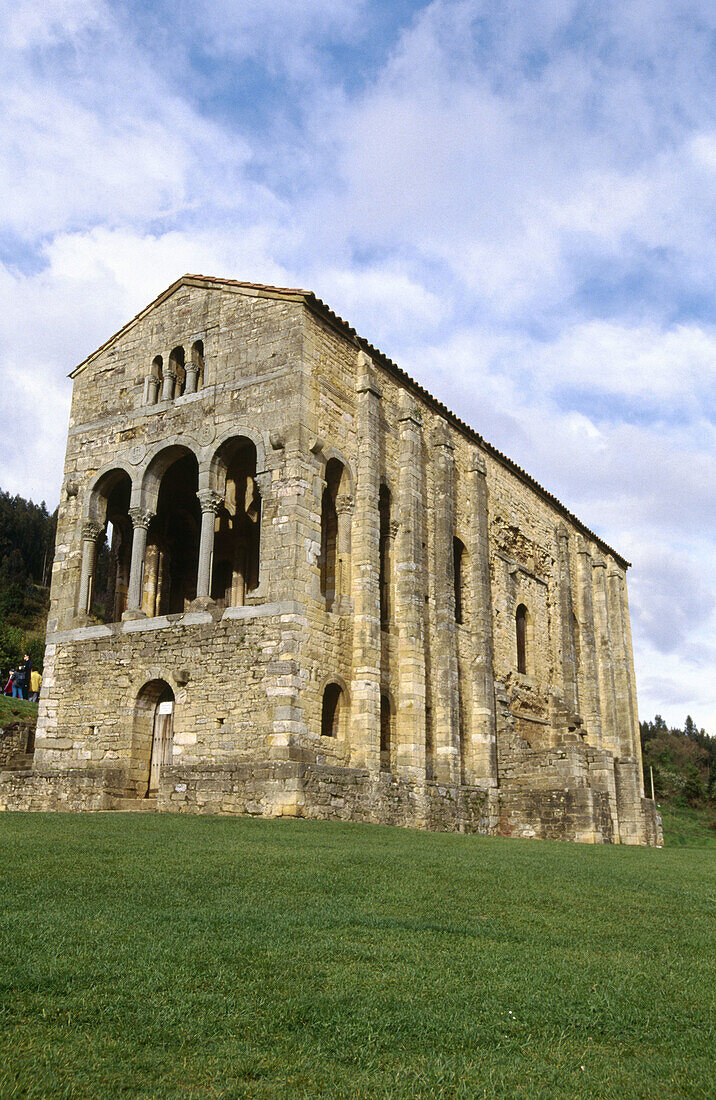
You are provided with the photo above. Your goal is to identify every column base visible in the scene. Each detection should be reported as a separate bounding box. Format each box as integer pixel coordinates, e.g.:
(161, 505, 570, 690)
(121, 609, 147, 621)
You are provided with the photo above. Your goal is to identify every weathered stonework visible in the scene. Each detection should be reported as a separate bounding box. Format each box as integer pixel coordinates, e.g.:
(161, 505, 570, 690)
(0, 275, 661, 845)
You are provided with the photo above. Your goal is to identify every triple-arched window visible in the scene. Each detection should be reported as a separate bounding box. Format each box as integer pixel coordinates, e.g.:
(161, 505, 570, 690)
(145, 340, 205, 406)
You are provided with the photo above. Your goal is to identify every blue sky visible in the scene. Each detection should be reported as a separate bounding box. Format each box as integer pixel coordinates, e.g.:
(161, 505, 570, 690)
(1, 0, 715, 729)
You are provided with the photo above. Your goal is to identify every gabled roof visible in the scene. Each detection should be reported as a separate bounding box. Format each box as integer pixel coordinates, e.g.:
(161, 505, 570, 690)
(70, 274, 629, 568)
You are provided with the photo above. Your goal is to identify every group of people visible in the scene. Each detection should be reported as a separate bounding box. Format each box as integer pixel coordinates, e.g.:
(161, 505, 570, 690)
(3, 655, 41, 702)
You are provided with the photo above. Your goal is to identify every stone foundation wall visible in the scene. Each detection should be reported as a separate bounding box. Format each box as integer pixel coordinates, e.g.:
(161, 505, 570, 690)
(0, 723, 35, 769)
(0, 768, 117, 812)
(158, 761, 498, 834)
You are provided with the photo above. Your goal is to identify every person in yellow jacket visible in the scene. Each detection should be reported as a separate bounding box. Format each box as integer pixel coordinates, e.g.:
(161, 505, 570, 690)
(29, 669, 42, 702)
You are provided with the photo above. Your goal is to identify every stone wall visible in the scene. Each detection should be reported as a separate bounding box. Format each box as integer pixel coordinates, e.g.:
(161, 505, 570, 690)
(4, 276, 660, 845)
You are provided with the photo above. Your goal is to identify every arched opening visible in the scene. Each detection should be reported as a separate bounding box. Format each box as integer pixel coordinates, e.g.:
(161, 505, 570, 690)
(143, 452, 200, 616)
(169, 346, 186, 398)
(321, 682, 343, 738)
(131, 680, 174, 799)
(321, 458, 347, 609)
(379, 484, 392, 629)
(380, 693, 394, 773)
(453, 537, 466, 625)
(147, 356, 163, 404)
(83, 469, 132, 623)
(210, 437, 261, 607)
(516, 603, 528, 674)
(189, 340, 204, 392)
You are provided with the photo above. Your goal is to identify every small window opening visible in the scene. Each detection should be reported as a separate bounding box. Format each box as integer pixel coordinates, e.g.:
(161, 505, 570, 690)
(516, 603, 528, 674)
(379, 484, 391, 628)
(453, 537, 465, 625)
(380, 694, 394, 772)
(321, 683, 342, 738)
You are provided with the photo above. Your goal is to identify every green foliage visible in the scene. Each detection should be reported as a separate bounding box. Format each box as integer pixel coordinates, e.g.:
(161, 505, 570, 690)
(641, 714, 716, 810)
(0, 815, 714, 1099)
(0, 488, 56, 630)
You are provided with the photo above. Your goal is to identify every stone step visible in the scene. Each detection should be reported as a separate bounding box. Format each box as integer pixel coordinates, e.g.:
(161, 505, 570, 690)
(107, 797, 158, 813)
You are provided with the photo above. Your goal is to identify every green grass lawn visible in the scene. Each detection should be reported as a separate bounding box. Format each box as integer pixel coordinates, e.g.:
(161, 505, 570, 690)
(0, 694, 38, 727)
(1, 815, 714, 1099)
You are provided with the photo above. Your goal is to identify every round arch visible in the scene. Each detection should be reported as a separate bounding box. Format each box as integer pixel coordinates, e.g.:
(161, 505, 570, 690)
(140, 441, 201, 513)
(205, 425, 267, 490)
(84, 463, 136, 525)
(130, 678, 175, 799)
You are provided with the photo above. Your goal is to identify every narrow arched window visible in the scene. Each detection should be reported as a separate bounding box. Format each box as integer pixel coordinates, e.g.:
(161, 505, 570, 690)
(321, 683, 342, 737)
(187, 340, 204, 393)
(379, 484, 391, 628)
(453, 537, 465, 625)
(380, 694, 394, 772)
(148, 356, 163, 404)
(516, 603, 528, 674)
(170, 346, 186, 397)
(320, 458, 345, 609)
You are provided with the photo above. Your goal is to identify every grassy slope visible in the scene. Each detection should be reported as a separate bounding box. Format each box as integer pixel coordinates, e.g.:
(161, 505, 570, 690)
(1, 815, 714, 1099)
(0, 695, 37, 728)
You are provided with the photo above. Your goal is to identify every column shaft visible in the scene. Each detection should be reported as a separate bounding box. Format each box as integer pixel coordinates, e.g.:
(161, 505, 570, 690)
(126, 509, 153, 613)
(196, 491, 223, 599)
(77, 522, 102, 615)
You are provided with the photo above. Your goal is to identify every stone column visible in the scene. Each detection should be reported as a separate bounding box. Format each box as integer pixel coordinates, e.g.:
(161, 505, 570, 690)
(124, 508, 154, 617)
(575, 541, 603, 746)
(145, 375, 160, 404)
(350, 354, 382, 771)
(335, 493, 354, 613)
(395, 395, 427, 780)
(431, 423, 461, 785)
(160, 366, 176, 402)
(556, 523, 579, 715)
(196, 490, 223, 600)
(77, 521, 103, 616)
(184, 363, 199, 394)
(467, 452, 498, 787)
(592, 556, 619, 756)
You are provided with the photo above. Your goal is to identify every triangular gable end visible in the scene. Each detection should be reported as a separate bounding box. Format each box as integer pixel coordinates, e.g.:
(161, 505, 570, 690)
(69, 275, 311, 378)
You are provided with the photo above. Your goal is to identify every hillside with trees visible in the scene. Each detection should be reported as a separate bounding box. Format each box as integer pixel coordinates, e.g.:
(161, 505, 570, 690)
(640, 715, 716, 829)
(0, 489, 57, 676)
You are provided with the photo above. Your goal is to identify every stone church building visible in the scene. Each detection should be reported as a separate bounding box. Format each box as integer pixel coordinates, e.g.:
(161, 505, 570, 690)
(0, 275, 661, 844)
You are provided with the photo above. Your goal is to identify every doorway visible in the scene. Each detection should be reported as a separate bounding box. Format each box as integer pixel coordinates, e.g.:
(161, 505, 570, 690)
(147, 697, 174, 797)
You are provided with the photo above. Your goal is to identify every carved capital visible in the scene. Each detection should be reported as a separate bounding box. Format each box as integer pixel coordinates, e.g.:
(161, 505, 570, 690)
(129, 507, 154, 531)
(81, 521, 103, 542)
(555, 522, 569, 542)
(335, 493, 355, 516)
(197, 489, 223, 514)
(388, 519, 400, 540)
(592, 556, 607, 571)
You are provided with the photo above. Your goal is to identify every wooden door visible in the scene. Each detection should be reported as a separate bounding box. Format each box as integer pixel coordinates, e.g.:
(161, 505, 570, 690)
(148, 699, 174, 796)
